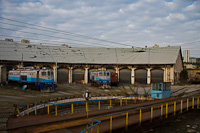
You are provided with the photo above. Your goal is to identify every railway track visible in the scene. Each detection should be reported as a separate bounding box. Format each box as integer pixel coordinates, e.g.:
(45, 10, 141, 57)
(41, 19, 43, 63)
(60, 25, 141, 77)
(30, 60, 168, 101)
(171, 86, 200, 97)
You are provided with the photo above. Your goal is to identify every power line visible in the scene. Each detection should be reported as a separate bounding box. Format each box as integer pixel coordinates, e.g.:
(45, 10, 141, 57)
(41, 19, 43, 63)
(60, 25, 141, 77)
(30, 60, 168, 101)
(0, 34, 108, 47)
(0, 27, 120, 47)
(0, 21, 98, 43)
(0, 17, 135, 47)
(1, 17, 199, 49)
(177, 41, 200, 46)
(0, 34, 71, 45)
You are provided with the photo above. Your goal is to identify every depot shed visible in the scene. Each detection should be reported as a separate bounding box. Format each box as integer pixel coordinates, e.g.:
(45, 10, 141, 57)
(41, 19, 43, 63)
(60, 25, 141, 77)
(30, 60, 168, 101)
(0, 40, 183, 85)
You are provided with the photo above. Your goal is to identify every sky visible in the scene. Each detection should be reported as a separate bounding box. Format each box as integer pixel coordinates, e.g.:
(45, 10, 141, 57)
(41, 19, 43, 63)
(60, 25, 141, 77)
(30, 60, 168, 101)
(0, 0, 200, 57)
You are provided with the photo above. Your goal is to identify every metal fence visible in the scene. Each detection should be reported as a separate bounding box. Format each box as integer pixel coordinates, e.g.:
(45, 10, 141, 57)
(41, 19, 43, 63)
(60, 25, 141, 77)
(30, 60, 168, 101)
(80, 96, 200, 133)
(14, 93, 156, 116)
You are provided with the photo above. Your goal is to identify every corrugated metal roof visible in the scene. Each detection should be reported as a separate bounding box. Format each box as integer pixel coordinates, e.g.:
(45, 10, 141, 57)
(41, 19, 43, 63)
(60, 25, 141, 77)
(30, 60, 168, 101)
(0, 40, 181, 65)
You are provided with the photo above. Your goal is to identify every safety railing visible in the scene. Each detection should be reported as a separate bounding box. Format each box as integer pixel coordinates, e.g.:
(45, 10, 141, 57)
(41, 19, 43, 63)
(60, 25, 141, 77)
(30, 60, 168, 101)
(14, 93, 157, 116)
(80, 96, 200, 133)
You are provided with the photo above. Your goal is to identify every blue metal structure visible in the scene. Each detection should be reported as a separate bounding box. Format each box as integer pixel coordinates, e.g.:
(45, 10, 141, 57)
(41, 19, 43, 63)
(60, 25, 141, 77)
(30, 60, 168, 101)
(151, 82, 171, 99)
(8, 67, 56, 90)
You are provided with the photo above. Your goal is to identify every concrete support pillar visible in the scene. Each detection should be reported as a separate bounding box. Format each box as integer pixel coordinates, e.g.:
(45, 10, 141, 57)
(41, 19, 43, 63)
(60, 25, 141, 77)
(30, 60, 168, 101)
(167, 67, 170, 82)
(147, 68, 151, 85)
(163, 68, 165, 82)
(0, 65, 2, 83)
(131, 68, 136, 84)
(170, 66, 174, 85)
(84, 67, 89, 84)
(115, 67, 120, 81)
(53, 66, 57, 83)
(69, 67, 73, 84)
(1, 66, 7, 83)
(101, 67, 106, 71)
(163, 67, 167, 82)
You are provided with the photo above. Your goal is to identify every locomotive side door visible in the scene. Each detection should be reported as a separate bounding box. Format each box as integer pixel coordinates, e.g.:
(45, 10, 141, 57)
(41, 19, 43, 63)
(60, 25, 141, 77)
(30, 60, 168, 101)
(37, 70, 39, 84)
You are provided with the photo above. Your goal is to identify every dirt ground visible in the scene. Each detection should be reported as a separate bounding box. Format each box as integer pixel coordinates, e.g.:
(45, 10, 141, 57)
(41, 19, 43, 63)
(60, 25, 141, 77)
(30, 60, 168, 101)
(1, 83, 200, 114)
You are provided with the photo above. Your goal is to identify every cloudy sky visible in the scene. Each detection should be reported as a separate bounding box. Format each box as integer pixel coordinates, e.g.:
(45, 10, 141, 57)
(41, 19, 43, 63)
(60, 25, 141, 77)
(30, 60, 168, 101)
(0, 0, 200, 57)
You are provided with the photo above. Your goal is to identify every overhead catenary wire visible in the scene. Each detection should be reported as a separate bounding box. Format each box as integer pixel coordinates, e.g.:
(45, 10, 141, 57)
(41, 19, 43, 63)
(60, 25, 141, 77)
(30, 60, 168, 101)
(0, 17, 199, 50)
(0, 34, 107, 47)
(0, 17, 135, 48)
(178, 41, 200, 46)
(0, 21, 102, 46)
(0, 34, 76, 46)
(0, 27, 123, 48)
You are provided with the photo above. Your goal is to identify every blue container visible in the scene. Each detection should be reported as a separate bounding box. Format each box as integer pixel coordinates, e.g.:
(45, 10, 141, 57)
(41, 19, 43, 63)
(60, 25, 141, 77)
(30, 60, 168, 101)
(151, 82, 171, 99)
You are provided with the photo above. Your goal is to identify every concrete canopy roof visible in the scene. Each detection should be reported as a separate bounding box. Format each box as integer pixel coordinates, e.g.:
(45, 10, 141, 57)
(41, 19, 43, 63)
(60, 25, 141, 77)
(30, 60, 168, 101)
(0, 40, 181, 65)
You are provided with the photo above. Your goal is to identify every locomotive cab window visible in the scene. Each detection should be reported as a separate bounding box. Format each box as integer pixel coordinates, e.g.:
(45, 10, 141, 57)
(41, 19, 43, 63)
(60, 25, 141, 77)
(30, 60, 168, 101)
(51, 71, 53, 76)
(165, 83, 171, 90)
(163, 84, 166, 91)
(154, 84, 158, 90)
(106, 72, 110, 76)
(41, 72, 46, 76)
(103, 71, 106, 76)
(159, 84, 162, 90)
(9, 73, 13, 76)
(48, 71, 50, 76)
(99, 72, 103, 76)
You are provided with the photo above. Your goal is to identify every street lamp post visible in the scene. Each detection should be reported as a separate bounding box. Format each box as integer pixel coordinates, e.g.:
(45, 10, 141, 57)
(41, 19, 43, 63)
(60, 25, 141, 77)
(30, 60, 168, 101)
(84, 90, 91, 133)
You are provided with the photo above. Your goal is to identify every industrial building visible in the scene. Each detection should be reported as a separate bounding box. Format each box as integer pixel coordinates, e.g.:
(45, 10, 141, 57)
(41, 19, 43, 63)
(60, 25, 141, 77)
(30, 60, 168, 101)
(187, 69, 200, 83)
(0, 40, 183, 85)
(183, 50, 190, 63)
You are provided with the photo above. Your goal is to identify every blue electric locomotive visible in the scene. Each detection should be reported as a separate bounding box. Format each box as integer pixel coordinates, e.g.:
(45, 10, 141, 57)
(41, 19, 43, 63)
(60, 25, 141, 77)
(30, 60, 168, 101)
(8, 67, 56, 91)
(90, 70, 111, 88)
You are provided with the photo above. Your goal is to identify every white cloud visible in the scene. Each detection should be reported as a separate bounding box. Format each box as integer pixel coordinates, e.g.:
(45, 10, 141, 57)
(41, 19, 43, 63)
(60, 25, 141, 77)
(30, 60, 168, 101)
(128, 24, 135, 28)
(166, 13, 186, 21)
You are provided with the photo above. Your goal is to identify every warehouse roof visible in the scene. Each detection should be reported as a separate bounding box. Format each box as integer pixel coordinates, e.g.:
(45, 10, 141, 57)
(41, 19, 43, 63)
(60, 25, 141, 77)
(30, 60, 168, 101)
(0, 40, 181, 65)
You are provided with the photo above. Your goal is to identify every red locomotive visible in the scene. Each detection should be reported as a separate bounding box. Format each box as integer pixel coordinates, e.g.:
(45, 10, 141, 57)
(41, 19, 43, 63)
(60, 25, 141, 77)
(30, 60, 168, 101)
(110, 72, 119, 86)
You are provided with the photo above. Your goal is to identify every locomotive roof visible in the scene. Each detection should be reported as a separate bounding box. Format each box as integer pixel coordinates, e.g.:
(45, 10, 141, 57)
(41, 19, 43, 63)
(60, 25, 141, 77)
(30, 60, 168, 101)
(0, 40, 181, 65)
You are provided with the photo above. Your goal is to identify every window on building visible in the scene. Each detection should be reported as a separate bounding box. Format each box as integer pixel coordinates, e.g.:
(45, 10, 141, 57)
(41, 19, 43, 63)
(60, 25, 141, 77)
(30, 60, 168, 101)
(196, 72, 200, 75)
